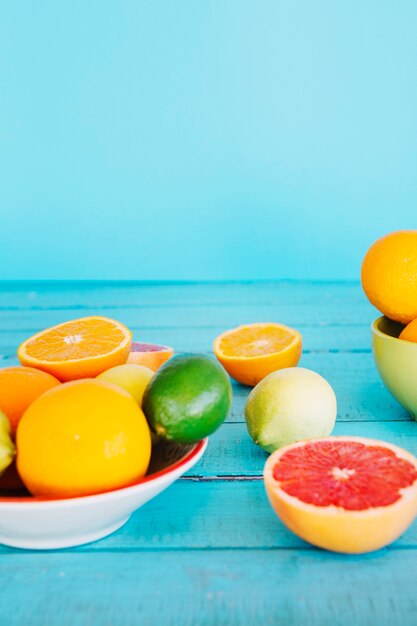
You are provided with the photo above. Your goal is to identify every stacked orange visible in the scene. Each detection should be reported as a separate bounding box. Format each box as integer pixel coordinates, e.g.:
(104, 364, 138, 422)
(361, 230, 417, 339)
(0, 316, 152, 498)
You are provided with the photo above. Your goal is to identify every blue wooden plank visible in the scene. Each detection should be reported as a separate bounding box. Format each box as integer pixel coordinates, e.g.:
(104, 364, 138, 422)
(1, 423, 417, 554)
(0, 302, 375, 330)
(2, 479, 416, 554)
(0, 550, 416, 626)
(0, 351, 409, 422)
(187, 421, 417, 477)
(0, 280, 414, 626)
(0, 325, 372, 355)
(0, 280, 370, 309)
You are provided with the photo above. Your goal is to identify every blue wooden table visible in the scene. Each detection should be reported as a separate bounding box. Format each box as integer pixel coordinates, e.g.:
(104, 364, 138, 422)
(1, 281, 416, 625)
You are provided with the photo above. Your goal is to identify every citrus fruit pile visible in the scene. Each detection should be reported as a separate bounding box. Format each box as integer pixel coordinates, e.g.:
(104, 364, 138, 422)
(0, 316, 232, 499)
(2, 243, 417, 556)
(211, 234, 417, 554)
(362, 230, 417, 337)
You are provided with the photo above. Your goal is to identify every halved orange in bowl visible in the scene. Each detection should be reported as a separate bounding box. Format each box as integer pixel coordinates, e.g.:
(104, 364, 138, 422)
(18, 316, 132, 381)
(213, 322, 302, 386)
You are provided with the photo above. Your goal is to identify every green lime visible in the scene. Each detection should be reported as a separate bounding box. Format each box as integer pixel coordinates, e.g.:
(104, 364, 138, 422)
(142, 354, 232, 444)
(245, 367, 337, 452)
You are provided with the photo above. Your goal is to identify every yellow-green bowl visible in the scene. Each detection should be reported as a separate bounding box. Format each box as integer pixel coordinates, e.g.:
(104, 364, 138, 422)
(372, 316, 417, 419)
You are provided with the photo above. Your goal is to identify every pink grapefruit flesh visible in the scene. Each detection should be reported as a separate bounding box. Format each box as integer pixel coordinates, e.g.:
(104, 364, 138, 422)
(264, 436, 417, 554)
(127, 342, 174, 371)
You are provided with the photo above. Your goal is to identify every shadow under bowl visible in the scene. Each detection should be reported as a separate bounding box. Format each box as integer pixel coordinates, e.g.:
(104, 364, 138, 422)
(372, 316, 417, 420)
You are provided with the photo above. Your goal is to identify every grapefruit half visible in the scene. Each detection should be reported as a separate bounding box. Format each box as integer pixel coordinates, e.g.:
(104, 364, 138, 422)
(127, 342, 173, 371)
(264, 436, 417, 554)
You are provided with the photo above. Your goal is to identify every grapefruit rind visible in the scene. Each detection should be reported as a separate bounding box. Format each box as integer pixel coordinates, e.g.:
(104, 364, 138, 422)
(127, 342, 174, 371)
(264, 436, 417, 554)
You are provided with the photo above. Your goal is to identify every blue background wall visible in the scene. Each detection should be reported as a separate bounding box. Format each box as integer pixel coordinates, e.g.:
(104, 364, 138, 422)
(1, 1, 416, 281)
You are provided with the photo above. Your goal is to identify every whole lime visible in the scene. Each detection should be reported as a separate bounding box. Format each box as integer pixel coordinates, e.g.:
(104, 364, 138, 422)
(142, 354, 232, 444)
(245, 367, 337, 452)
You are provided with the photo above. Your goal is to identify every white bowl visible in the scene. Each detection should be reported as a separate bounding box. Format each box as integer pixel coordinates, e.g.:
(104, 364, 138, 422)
(0, 439, 207, 550)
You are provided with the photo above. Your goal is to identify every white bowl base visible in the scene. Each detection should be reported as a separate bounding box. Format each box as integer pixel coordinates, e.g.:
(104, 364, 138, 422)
(0, 516, 130, 550)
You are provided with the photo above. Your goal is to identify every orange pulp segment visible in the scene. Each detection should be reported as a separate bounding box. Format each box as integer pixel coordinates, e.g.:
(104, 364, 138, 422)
(18, 316, 132, 381)
(213, 322, 302, 386)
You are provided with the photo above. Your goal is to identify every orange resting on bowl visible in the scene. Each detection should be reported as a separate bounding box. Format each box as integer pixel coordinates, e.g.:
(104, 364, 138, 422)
(17, 379, 152, 498)
(0, 366, 60, 433)
(127, 342, 174, 371)
(213, 322, 302, 386)
(361, 230, 417, 324)
(399, 319, 417, 343)
(18, 316, 132, 381)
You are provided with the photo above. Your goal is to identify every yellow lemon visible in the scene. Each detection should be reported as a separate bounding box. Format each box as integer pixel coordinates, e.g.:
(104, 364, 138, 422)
(97, 363, 154, 405)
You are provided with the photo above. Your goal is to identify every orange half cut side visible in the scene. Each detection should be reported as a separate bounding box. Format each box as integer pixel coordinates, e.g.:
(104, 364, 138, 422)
(18, 316, 132, 381)
(213, 322, 302, 386)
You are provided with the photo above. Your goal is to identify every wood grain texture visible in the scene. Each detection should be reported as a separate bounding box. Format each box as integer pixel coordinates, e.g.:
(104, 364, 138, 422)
(0, 302, 374, 329)
(0, 280, 415, 626)
(1, 550, 416, 626)
(0, 352, 409, 422)
(187, 421, 417, 477)
(0, 280, 370, 308)
(3, 473, 417, 555)
(0, 323, 372, 352)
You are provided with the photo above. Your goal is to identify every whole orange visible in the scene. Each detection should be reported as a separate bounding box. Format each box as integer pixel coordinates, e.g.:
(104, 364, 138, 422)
(399, 319, 417, 343)
(0, 366, 60, 434)
(361, 230, 417, 324)
(16, 379, 152, 498)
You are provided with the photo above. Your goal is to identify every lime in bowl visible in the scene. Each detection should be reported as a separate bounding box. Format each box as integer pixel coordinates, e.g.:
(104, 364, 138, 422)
(372, 316, 417, 419)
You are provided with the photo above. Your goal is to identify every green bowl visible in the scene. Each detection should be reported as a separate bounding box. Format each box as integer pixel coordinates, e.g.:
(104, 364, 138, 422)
(372, 316, 417, 419)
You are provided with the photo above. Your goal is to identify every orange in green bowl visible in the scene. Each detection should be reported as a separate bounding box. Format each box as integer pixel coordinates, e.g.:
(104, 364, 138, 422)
(372, 316, 417, 419)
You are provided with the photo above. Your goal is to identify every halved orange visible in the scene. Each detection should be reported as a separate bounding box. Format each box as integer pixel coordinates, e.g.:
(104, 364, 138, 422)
(213, 322, 302, 386)
(18, 316, 132, 382)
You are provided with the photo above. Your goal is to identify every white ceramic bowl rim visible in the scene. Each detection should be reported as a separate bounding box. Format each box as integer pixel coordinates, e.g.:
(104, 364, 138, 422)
(0, 438, 207, 508)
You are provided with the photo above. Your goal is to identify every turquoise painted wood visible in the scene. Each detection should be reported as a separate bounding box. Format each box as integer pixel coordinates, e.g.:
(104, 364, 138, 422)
(2, 352, 408, 423)
(1, 551, 417, 626)
(0, 301, 375, 328)
(1, 281, 416, 626)
(0, 324, 370, 356)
